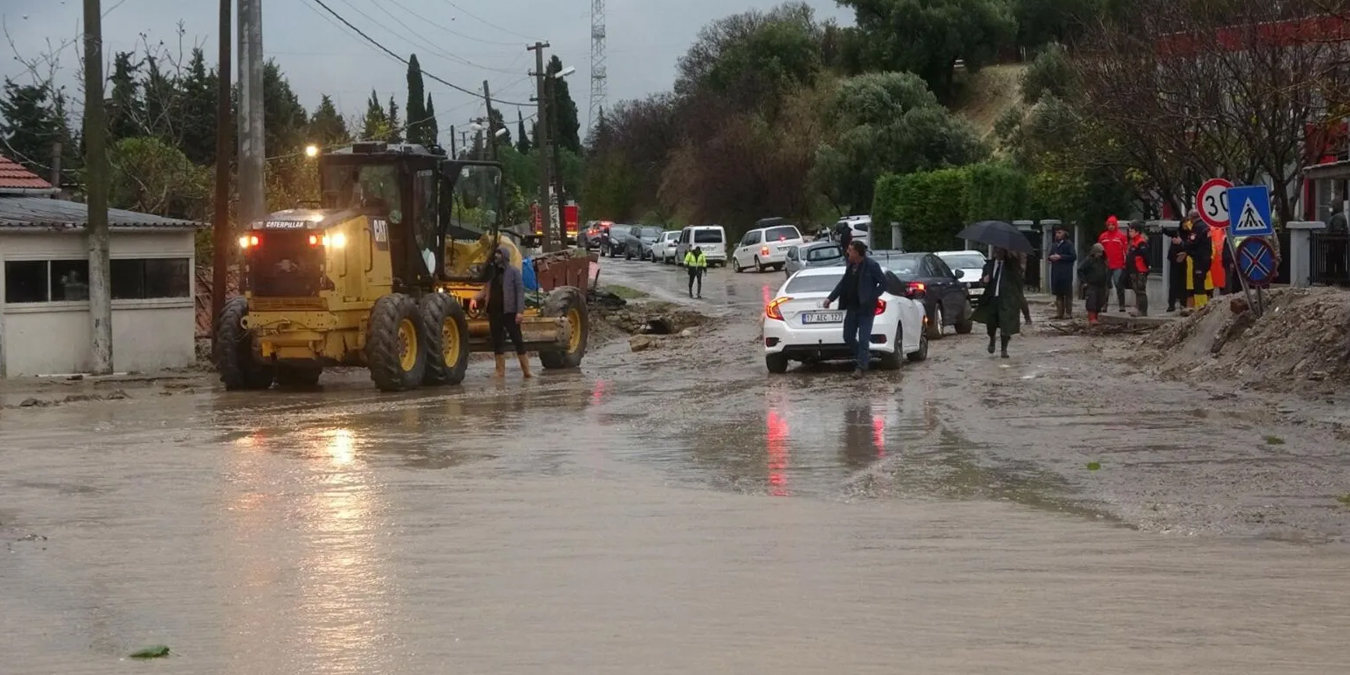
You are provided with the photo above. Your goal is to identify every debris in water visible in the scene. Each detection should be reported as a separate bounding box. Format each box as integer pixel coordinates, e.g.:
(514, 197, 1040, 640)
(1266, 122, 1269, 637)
(129, 646, 171, 659)
(1264, 436, 1286, 446)
(1337, 494, 1350, 507)
(1086, 462, 1101, 471)
(17, 534, 47, 542)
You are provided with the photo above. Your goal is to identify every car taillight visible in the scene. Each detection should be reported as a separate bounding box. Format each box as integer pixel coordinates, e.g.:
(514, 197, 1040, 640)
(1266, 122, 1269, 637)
(760, 246, 770, 256)
(238, 234, 259, 249)
(874, 299, 886, 315)
(906, 282, 925, 298)
(766, 297, 791, 321)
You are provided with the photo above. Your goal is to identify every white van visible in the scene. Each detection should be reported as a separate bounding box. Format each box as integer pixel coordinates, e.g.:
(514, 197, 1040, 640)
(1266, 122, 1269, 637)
(732, 223, 804, 273)
(676, 226, 728, 267)
(835, 216, 873, 249)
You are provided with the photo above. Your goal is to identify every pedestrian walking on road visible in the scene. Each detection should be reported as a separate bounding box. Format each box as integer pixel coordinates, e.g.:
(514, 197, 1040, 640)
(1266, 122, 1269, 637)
(473, 246, 532, 379)
(684, 246, 707, 298)
(973, 247, 1023, 358)
(1079, 243, 1110, 325)
(1125, 222, 1151, 316)
(1047, 226, 1076, 319)
(1097, 215, 1129, 312)
(823, 241, 888, 379)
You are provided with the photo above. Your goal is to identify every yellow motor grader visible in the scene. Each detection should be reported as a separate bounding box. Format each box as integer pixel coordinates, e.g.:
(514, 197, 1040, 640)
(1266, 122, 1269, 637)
(214, 142, 590, 392)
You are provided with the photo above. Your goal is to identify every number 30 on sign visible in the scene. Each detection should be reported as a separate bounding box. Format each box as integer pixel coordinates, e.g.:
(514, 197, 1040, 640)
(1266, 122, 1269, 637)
(1196, 178, 1232, 229)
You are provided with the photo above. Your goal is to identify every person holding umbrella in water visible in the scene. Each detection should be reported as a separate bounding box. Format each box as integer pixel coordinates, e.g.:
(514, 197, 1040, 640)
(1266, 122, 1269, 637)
(958, 220, 1032, 359)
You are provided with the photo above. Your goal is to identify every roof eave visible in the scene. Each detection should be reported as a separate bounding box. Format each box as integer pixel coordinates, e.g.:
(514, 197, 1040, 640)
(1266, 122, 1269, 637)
(0, 187, 60, 196)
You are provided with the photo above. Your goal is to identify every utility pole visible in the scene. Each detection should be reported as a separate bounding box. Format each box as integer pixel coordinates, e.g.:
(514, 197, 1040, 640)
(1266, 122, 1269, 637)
(211, 0, 233, 350)
(528, 41, 554, 252)
(83, 0, 113, 375)
(548, 76, 566, 244)
(49, 141, 62, 193)
(449, 124, 456, 158)
(237, 0, 266, 227)
(482, 80, 498, 161)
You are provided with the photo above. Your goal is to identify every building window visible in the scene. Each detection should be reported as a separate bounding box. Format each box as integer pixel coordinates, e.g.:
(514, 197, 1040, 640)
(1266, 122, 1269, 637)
(5, 260, 49, 303)
(4, 258, 190, 304)
(111, 258, 190, 299)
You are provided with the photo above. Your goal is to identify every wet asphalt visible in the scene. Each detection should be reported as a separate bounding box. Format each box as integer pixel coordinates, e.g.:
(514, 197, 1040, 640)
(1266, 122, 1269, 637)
(1, 256, 1348, 673)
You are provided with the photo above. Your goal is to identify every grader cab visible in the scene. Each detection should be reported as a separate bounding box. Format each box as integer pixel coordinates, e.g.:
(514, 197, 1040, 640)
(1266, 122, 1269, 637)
(215, 142, 589, 392)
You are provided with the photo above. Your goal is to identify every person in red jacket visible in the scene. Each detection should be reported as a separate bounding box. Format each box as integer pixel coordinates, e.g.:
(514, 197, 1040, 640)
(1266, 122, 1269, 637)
(1097, 215, 1129, 312)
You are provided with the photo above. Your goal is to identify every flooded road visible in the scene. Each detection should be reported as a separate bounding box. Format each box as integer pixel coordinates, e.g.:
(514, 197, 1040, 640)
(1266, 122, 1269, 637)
(2, 258, 1349, 673)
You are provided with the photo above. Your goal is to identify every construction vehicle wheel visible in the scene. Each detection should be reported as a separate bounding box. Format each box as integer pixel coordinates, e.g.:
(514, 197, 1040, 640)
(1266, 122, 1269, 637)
(367, 293, 429, 392)
(539, 286, 588, 370)
(215, 296, 274, 391)
(276, 365, 323, 388)
(420, 293, 470, 386)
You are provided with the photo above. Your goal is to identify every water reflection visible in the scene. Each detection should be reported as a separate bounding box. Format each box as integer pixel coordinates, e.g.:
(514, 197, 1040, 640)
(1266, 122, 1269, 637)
(766, 409, 790, 497)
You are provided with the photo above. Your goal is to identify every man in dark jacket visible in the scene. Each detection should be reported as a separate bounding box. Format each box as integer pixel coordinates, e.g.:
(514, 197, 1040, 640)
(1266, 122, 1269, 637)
(1047, 226, 1076, 319)
(1125, 222, 1151, 316)
(834, 220, 853, 251)
(1176, 213, 1213, 309)
(824, 241, 888, 379)
(475, 246, 531, 379)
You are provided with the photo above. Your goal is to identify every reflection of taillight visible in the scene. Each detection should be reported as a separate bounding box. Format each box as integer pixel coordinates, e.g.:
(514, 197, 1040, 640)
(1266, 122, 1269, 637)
(874, 299, 886, 315)
(766, 297, 790, 321)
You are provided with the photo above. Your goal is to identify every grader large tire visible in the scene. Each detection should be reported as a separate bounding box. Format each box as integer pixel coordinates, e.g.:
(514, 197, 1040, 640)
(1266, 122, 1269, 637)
(420, 293, 470, 386)
(215, 296, 274, 391)
(539, 286, 589, 370)
(367, 293, 429, 392)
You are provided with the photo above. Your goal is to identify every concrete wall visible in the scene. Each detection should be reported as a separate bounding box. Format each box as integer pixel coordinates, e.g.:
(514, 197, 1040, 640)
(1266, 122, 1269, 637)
(0, 231, 196, 377)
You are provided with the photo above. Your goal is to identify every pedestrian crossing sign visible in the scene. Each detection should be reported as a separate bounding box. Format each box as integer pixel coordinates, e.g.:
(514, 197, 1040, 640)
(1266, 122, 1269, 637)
(1227, 185, 1274, 237)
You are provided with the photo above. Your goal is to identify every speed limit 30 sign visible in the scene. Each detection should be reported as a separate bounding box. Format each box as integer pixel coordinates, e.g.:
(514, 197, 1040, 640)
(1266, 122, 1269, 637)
(1196, 178, 1233, 229)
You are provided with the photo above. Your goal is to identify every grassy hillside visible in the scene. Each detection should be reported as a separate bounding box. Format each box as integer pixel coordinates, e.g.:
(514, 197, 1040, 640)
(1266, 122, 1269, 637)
(952, 63, 1028, 142)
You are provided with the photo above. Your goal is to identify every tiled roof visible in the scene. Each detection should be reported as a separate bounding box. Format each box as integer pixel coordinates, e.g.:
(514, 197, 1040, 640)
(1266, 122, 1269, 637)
(0, 196, 202, 231)
(0, 154, 55, 192)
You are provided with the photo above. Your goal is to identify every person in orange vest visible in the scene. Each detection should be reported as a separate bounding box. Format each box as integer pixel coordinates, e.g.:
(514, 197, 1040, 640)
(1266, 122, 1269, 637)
(1210, 223, 1228, 295)
(1124, 222, 1151, 316)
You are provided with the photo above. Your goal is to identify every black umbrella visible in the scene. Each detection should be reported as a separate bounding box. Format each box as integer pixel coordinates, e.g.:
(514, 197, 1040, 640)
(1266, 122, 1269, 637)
(957, 220, 1034, 254)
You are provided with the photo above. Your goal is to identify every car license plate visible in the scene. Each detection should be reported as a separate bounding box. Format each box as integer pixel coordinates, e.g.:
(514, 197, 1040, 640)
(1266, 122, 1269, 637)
(803, 311, 844, 324)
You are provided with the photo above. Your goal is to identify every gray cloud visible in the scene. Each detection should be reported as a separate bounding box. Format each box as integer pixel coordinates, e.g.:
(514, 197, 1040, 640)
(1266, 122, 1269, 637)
(1, 0, 851, 144)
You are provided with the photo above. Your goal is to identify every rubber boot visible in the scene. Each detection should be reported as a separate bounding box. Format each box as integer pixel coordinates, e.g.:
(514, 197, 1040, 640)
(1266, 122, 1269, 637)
(1087, 312, 1099, 326)
(987, 333, 997, 354)
(494, 354, 506, 378)
(517, 353, 533, 379)
(1000, 335, 1010, 359)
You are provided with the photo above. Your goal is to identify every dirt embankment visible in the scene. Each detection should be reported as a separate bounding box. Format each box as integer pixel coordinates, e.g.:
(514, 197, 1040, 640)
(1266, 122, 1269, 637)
(1140, 288, 1350, 394)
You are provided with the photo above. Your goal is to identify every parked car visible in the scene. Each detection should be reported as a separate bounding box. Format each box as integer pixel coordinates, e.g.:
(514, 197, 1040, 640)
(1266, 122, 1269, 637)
(619, 225, 665, 260)
(783, 241, 845, 278)
(582, 221, 612, 252)
(936, 250, 989, 293)
(676, 225, 728, 267)
(654, 230, 681, 264)
(604, 224, 632, 257)
(732, 223, 805, 273)
(833, 215, 873, 249)
(880, 252, 974, 338)
(762, 267, 928, 373)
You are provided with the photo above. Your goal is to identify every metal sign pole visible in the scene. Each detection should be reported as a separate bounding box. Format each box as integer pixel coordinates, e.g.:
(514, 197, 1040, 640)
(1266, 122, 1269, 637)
(1228, 234, 1257, 316)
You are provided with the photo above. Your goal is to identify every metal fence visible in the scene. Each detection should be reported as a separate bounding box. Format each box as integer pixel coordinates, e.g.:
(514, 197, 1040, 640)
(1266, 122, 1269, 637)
(1310, 232, 1350, 286)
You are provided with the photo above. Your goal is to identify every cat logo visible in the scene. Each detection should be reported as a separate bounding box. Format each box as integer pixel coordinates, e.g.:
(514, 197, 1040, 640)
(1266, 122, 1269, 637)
(372, 218, 390, 251)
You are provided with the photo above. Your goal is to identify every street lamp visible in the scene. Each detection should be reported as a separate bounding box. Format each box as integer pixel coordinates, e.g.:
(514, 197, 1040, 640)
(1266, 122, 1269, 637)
(304, 144, 319, 158)
(552, 66, 576, 79)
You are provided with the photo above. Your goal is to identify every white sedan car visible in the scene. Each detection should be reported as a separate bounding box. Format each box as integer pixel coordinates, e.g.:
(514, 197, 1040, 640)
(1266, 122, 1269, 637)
(762, 266, 929, 373)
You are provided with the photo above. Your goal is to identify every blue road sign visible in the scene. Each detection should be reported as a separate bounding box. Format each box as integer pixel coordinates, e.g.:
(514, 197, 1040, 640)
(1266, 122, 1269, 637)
(1228, 185, 1275, 237)
(1236, 237, 1277, 287)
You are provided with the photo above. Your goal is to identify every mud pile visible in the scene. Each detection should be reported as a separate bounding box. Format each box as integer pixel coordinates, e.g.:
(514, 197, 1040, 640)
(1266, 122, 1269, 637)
(591, 300, 711, 351)
(1141, 288, 1350, 392)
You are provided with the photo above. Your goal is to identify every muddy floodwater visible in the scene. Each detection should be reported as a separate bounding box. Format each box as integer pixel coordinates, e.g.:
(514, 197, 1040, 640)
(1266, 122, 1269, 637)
(2, 259, 1349, 673)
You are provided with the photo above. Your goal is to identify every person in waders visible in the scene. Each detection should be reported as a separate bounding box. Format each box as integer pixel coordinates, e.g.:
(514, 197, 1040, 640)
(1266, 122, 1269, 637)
(684, 245, 707, 298)
(473, 246, 532, 379)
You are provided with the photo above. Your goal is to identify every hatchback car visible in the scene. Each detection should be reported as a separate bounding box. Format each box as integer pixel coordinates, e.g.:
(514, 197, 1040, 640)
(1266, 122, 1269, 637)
(654, 231, 681, 263)
(620, 225, 665, 260)
(783, 241, 845, 278)
(882, 252, 975, 338)
(762, 267, 929, 374)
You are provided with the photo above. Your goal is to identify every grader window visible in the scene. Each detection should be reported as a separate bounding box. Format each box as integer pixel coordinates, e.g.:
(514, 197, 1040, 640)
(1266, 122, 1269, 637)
(449, 165, 501, 236)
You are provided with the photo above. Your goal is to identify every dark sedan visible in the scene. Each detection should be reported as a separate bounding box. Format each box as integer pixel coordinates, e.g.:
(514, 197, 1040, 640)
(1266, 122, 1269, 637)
(880, 252, 974, 338)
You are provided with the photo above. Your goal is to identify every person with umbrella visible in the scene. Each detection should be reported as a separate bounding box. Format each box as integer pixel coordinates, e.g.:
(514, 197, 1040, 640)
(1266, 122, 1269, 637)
(973, 247, 1024, 358)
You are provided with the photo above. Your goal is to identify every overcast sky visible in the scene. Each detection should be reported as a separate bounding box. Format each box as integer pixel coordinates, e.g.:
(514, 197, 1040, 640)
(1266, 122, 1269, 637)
(1, 0, 851, 144)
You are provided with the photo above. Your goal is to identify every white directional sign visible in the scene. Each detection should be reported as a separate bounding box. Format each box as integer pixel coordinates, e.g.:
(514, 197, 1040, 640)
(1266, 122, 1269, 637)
(1227, 185, 1274, 237)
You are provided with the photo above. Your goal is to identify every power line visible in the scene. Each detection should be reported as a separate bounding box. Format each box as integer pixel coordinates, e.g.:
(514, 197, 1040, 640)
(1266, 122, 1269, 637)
(382, 0, 521, 47)
(430, 0, 537, 41)
(305, 0, 533, 107)
(352, 0, 523, 75)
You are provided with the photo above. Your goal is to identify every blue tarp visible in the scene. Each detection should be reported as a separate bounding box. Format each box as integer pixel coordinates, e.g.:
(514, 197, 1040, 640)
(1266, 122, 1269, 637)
(522, 257, 539, 291)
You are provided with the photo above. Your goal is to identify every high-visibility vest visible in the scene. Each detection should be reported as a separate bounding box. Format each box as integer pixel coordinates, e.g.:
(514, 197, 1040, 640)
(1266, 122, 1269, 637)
(1209, 227, 1226, 289)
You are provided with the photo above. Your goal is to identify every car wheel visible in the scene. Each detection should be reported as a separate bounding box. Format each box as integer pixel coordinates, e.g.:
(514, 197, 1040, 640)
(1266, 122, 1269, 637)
(877, 323, 903, 371)
(765, 352, 789, 374)
(625, 248, 633, 261)
(955, 313, 974, 334)
(927, 303, 945, 339)
(907, 332, 930, 362)
(755, 256, 765, 273)
(733, 257, 743, 273)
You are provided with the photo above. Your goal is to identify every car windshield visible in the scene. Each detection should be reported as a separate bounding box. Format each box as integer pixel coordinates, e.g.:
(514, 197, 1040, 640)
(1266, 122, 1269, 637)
(694, 229, 723, 244)
(806, 245, 843, 262)
(640, 227, 662, 239)
(884, 256, 922, 276)
(940, 253, 986, 269)
(785, 273, 842, 294)
(764, 226, 800, 242)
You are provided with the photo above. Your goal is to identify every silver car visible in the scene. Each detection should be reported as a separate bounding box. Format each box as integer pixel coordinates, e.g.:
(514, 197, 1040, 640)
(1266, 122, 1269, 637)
(783, 241, 846, 278)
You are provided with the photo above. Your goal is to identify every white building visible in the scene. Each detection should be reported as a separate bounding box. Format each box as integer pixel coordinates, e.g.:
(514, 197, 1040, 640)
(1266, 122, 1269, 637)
(0, 156, 201, 377)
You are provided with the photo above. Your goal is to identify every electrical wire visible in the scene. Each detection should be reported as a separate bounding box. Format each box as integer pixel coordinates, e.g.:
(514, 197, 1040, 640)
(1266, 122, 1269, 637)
(351, 0, 523, 76)
(429, 0, 538, 41)
(305, 0, 534, 107)
(382, 0, 523, 47)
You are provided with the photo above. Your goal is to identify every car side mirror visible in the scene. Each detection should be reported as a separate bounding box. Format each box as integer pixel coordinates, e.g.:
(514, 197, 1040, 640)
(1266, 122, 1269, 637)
(953, 269, 965, 280)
